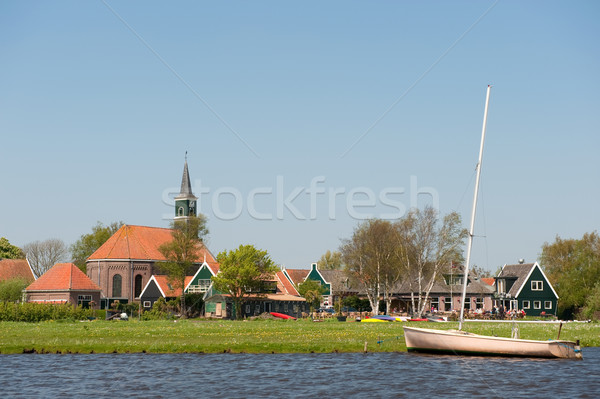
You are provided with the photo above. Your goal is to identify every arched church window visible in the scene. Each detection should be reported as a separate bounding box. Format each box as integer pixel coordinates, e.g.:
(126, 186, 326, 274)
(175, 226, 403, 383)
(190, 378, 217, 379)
(178, 207, 184, 216)
(112, 274, 122, 298)
(134, 274, 143, 298)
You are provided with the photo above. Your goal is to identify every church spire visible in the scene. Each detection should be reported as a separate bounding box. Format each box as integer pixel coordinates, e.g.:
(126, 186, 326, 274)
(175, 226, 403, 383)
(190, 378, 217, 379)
(179, 152, 193, 195)
(174, 153, 197, 220)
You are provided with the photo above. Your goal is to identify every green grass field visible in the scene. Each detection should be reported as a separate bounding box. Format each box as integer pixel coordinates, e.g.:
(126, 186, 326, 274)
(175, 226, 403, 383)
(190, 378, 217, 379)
(0, 319, 597, 354)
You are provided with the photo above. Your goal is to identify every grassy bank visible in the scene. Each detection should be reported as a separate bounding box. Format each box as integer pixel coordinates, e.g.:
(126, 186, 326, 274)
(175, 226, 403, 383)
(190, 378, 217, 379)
(1, 319, 598, 354)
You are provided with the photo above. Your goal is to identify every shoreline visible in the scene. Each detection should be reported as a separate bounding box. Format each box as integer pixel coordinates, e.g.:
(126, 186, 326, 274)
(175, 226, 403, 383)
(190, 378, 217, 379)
(1, 319, 597, 355)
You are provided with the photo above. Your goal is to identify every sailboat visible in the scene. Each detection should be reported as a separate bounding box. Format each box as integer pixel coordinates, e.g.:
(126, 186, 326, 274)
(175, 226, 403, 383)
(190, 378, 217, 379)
(403, 86, 582, 359)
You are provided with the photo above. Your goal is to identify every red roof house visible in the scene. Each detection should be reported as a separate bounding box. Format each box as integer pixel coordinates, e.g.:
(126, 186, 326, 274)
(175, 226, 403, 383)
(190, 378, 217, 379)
(0, 258, 36, 283)
(25, 263, 102, 308)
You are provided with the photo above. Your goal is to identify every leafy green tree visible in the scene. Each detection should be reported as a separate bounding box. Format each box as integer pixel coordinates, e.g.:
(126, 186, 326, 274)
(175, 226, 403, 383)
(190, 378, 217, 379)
(212, 244, 278, 320)
(157, 215, 208, 318)
(0, 278, 28, 302)
(541, 232, 600, 319)
(0, 237, 25, 259)
(317, 250, 343, 270)
(296, 279, 325, 313)
(581, 282, 600, 321)
(70, 221, 123, 272)
(23, 238, 68, 278)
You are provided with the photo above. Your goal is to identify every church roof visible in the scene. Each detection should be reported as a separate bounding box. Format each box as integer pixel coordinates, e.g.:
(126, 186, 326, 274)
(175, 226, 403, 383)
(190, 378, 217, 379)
(26, 263, 101, 292)
(178, 159, 194, 197)
(0, 259, 36, 283)
(87, 225, 219, 273)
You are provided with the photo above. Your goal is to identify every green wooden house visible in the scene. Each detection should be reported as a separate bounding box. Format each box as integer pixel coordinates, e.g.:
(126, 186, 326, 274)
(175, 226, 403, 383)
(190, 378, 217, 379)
(494, 262, 559, 316)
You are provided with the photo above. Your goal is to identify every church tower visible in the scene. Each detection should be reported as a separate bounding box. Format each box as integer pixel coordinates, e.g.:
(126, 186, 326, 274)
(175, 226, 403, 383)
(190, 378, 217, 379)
(174, 154, 197, 220)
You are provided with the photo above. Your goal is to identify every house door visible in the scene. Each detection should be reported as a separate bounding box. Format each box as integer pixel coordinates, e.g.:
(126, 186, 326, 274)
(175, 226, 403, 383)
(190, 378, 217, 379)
(265, 302, 272, 313)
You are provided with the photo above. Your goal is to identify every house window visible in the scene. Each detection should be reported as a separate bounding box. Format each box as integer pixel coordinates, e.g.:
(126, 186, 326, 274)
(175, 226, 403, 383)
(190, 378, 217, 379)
(78, 295, 92, 301)
(245, 305, 251, 314)
(474, 297, 484, 309)
(134, 275, 143, 298)
(522, 300, 530, 309)
(534, 301, 541, 309)
(531, 281, 543, 291)
(255, 304, 260, 314)
(544, 301, 552, 309)
(444, 297, 452, 311)
(112, 274, 122, 297)
(143, 301, 151, 308)
(431, 297, 439, 311)
(497, 279, 505, 294)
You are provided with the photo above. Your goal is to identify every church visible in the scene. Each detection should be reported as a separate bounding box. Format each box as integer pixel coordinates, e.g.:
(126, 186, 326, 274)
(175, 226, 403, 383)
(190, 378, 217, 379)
(86, 159, 219, 308)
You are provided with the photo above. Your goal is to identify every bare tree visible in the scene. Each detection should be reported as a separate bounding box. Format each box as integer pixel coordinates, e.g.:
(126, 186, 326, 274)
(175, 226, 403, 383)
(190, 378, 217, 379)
(398, 207, 467, 317)
(341, 219, 402, 315)
(23, 239, 68, 278)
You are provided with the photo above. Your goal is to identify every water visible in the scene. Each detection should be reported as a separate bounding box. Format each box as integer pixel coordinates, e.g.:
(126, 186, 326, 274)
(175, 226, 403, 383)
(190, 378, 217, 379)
(2, 349, 599, 398)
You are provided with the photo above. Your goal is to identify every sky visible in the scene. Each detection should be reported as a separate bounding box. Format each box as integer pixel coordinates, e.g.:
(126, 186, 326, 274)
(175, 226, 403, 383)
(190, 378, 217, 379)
(1, 1, 599, 273)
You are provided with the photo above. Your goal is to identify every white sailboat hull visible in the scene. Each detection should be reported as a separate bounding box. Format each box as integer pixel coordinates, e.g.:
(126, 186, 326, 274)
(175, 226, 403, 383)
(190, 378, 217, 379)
(403, 326, 582, 359)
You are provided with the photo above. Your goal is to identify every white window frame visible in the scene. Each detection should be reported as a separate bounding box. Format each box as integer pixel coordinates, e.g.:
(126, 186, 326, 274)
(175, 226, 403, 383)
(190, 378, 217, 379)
(544, 301, 552, 309)
(531, 280, 543, 291)
(143, 301, 151, 308)
(497, 279, 505, 294)
(522, 300, 530, 309)
(533, 300, 541, 309)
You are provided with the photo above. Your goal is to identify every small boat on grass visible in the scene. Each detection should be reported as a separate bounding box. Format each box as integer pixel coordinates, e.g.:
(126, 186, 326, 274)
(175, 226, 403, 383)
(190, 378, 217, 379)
(361, 317, 389, 323)
(270, 312, 296, 320)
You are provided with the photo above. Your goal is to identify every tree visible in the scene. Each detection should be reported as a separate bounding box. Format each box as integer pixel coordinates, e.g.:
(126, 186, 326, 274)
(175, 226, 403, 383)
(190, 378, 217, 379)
(157, 215, 208, 318)
(471, 265, 493, 278)
(540, 232, 600, 319)
(0, 237, 24, 259)
(23, 239, 68, 278)
(297, 279, 325, 313)
(317, 250, 343, 270)
(341, 219, 403, 315)
(398, 207, 466, 317)
(70, 221, 123, 272)
(0, 278, 28, 302)
(211, 244, 278, 320)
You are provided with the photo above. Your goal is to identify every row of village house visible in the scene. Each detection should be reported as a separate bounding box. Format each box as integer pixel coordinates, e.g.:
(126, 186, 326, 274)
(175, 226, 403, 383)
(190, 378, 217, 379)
(1, 226, 560, 318)
(1, 160, 560, 317)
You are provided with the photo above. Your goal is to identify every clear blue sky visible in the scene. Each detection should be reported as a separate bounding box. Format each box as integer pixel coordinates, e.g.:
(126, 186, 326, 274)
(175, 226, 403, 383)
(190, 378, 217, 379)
(2, 1, 599, 272)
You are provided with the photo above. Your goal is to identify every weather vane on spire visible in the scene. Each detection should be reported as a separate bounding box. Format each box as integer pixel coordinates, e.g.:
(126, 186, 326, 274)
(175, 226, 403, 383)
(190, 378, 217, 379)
(185, 151, 188, 162)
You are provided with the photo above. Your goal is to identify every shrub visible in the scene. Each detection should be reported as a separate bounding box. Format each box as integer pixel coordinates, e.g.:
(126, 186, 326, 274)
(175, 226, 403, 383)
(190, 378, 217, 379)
(0, 302, 94, 322)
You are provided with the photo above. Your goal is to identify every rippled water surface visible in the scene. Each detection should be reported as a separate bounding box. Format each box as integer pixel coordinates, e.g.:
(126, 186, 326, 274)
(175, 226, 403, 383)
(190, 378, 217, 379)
(3, 348, 599, 398)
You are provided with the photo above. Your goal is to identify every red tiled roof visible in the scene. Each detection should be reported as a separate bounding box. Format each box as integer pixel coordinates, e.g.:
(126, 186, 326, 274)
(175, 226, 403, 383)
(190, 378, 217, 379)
(153, 275, 193, 297)
(87, 225, 219, 273)
(481, 277, 495, 286)
(0, 259, 35, 283)
(284, 269, 309, 285)
(276, 271, 299, 296)
(26, 263, 101, 292)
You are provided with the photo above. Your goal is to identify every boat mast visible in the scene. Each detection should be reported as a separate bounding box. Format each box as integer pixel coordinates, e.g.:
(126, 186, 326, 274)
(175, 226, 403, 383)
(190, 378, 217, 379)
(459, 85, 492, 331)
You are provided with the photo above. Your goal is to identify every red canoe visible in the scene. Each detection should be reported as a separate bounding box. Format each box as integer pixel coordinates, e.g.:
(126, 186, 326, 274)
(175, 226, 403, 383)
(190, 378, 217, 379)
(270, 312, 297, 320)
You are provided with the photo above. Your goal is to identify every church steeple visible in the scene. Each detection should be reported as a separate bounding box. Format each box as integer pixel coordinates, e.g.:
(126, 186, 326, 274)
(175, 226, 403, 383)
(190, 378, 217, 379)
(174, 153, 197, 220)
